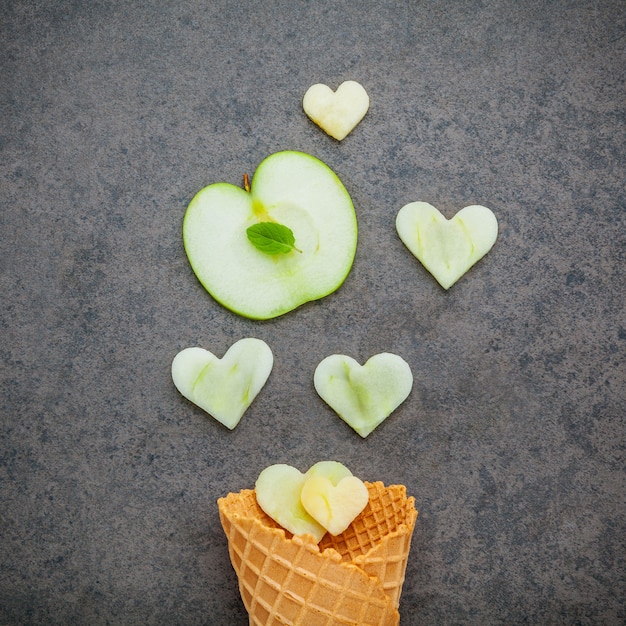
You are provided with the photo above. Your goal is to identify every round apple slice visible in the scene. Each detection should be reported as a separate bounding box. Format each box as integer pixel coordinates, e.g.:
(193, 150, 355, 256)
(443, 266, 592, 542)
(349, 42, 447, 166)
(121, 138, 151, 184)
(183, 151, 358, 320)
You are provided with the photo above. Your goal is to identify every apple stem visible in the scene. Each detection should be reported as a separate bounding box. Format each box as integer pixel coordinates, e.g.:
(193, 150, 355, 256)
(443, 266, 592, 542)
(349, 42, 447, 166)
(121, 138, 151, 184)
(243, 173, 251, 192)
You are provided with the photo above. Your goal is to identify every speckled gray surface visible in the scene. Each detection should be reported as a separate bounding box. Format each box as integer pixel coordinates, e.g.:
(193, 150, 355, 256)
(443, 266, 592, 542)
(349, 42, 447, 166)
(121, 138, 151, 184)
(1, 1, 625, 624)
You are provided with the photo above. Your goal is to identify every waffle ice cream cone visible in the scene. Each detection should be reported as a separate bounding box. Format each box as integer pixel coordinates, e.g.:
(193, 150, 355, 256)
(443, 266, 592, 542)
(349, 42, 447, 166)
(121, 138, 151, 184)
(218, 481, 417, 625)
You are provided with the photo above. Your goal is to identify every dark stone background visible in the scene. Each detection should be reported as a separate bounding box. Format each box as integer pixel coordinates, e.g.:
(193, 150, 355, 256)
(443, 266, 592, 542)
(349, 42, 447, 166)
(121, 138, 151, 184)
(1, 1, 624, 624)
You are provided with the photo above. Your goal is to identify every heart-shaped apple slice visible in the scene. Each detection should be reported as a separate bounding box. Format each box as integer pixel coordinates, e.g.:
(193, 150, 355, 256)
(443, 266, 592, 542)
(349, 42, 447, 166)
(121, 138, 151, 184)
(171, 338, 273, 429)
(255, 464, 327, 542)
(396, 202, 498, 289)
(314, 353, 413, 437)
(303, 80, 369, 140)
(301, 463, 369, 536)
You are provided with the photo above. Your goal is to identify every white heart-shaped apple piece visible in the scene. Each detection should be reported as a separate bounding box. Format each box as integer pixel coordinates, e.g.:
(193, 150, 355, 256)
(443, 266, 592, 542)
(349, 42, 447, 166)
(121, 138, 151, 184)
(255, 464, 327, 542)
(396, 202, 498, 289)
(301, 473, 369, 536)
(171, 338, 273, 429)
(314, 353, 413, 437)
(303, 80, 369, 140)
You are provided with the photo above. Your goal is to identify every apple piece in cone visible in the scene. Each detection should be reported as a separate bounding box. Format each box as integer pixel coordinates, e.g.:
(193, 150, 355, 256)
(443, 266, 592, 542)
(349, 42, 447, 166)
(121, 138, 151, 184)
(301, 461, 369, 536)
(301, 474, 369, 536)
(255, 464, 327, 542)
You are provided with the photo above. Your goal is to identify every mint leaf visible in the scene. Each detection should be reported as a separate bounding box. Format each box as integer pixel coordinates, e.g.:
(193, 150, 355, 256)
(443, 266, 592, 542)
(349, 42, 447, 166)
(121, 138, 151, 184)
(246, 222, 301, 255)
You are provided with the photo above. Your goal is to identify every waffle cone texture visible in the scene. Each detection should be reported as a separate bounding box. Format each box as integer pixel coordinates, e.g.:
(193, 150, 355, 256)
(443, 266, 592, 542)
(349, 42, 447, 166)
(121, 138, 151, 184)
(218, 481, 417, 625)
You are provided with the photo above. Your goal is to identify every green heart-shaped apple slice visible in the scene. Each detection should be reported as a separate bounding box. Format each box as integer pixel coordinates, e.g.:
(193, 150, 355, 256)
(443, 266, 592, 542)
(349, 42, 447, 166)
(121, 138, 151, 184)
(396, 202, 498, 289)
(255, 464, 327, 542)
(183, 151, 358, 319)
(171, 338, 273, 429)
(314, 352, 414, 437)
